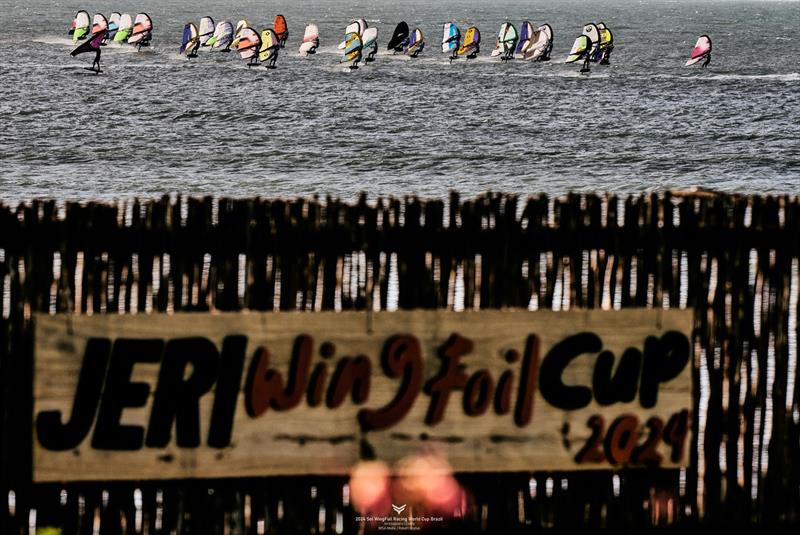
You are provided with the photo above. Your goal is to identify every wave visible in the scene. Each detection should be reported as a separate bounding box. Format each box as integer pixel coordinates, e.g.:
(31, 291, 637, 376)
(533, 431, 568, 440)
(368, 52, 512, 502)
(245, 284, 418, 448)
(32, 36, 75, 46)
(644, 72, 799, 82)
(704, 73, 799, 81)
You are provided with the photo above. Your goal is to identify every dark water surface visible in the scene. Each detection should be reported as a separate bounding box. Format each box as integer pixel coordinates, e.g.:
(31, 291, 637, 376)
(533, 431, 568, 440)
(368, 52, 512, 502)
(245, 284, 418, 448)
(0, 0, 798, 201)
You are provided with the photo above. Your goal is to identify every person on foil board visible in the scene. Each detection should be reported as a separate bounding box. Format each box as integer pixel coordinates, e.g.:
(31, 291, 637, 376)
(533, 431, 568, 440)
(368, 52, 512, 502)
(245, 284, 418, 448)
(387, 21, 410, 53)
(71, 29, 108, 73)
(686, 35, 712, 68)
(274, 15, 288, 48)
(362, 27, 379, 62)
(180, 23, 201, 58)
(595, 23, 614, 65)
(565, 25, 595, 73)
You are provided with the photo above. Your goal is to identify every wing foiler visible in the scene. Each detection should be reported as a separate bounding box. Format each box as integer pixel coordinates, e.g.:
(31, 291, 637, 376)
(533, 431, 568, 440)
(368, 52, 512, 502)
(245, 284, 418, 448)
(274, 15, 288, 48)
(208, 21, 234, 51)
(537, 24, 554, 61)
(491, 22, 518, 60)
(442, 22, 460, 59)
(457, 26, 480, 59)
(582, 23, 600, 60)
(340, 32, 363, 69)
(260, 29, 280, 68)
(362, 27, 378, 62)
(107, 12, 121, 41)
(70, 10, 91, 41)
(114, 14, 133, 43)
(518, 24, 553, 61)
(180, 23, 200, 57)
(387, 21, 409, 52)
(594, 23, 614, 64)
(566, 33, 592, 72)
(236, 27, 261, 67)
(71, 29, 107, 73)
(128, 13, 153, 48)
(299, 24, 319, 56)
(686, 35, 712, 67)
(199, 16, 215, 47)
(405, 28, 424, 57)
(515, 21, 534, 58)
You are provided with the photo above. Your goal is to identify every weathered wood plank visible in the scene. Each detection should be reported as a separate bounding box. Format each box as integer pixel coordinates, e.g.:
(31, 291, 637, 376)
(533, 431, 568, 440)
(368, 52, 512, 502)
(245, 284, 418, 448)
(34, 309, 692, 481)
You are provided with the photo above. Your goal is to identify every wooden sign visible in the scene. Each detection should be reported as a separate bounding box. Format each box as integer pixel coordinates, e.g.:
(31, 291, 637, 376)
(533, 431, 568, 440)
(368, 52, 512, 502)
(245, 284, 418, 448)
(34, 310, 693, 482)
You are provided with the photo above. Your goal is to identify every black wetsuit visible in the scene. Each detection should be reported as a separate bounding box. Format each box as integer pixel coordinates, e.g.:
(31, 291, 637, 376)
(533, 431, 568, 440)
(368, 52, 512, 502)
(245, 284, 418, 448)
(92, 48, 101, 71)
(543, 42, 552, 61)
(702, 54, 711, 68)
(600, 44, 614, 65)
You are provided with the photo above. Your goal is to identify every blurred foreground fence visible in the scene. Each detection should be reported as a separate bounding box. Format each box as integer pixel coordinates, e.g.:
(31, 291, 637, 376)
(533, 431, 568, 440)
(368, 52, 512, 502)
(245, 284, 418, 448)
(1, 192, 799, 533)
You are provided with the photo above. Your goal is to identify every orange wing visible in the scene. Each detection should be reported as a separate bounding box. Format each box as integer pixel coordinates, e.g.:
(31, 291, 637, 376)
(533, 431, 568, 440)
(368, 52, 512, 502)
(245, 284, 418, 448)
(274, 15, 287, 37)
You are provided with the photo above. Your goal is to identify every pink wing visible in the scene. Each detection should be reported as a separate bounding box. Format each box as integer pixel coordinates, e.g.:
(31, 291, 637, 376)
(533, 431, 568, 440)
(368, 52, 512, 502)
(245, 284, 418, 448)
(90, 31, 106, 47)
(689, 36, 711, 60)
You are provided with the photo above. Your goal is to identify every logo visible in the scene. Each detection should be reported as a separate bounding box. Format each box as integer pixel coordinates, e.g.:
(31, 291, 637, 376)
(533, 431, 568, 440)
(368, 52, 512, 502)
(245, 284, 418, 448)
(392, 503, 407, 514)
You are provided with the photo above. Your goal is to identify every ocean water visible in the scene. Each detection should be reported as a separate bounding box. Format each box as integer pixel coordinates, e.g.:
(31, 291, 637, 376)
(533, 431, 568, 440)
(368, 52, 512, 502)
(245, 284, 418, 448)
(0, 0, 798, 202)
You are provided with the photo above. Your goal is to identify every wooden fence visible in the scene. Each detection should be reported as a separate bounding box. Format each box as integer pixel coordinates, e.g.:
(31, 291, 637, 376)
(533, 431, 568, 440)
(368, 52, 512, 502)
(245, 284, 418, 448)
(1, 192, 799, 533)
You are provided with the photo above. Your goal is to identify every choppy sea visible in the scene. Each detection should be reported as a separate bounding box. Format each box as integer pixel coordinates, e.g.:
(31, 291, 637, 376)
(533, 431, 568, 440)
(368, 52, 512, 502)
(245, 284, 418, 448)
(0, 0, 798, 202)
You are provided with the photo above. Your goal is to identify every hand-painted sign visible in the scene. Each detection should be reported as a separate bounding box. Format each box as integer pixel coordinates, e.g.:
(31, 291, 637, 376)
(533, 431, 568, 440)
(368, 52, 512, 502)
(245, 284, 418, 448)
(34, 310, 692, 481)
